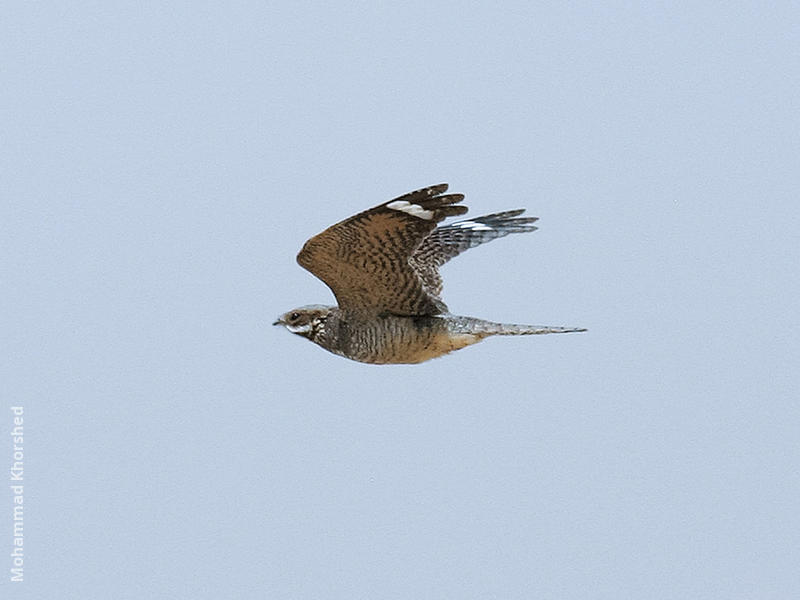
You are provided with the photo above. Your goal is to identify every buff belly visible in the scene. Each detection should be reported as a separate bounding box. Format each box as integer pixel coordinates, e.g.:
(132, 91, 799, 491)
(365, 330, 482, 364)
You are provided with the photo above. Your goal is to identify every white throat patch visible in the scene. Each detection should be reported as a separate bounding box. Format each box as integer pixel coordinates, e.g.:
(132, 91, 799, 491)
(287, 322, 312, 334)
(386, 200, 434, 220)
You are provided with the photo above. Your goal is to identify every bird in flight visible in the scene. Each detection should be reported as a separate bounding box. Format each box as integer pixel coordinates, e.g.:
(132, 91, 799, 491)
(274, 184, 586, 364)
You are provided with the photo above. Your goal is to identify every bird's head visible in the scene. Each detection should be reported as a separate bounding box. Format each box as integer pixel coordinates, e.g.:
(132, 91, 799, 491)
(273, 305, 332, 339)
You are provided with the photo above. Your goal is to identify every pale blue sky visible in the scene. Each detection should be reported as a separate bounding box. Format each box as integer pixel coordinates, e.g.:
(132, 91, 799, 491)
(3, 2, 799, 599)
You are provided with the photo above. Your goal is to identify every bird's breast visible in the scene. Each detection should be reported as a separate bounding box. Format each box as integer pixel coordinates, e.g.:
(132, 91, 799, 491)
(330, 314, 479, 364)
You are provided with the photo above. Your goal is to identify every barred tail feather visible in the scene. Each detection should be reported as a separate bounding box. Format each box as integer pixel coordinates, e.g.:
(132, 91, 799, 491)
(483, 322, 587, 336)
(447, 316, 587, 339)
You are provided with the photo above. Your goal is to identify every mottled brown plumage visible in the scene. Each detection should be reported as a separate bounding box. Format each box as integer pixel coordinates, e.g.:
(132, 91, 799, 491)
(275, 184, 586, 364)
(296, 184, 467, 316)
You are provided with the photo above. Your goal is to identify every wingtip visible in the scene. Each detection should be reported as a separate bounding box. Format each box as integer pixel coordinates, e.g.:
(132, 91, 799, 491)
(426, 183, 449, 195)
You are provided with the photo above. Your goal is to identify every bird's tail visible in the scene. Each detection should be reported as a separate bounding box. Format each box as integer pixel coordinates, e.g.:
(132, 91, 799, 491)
(469, 319, 587, 337)
(493, 323, 586, 336)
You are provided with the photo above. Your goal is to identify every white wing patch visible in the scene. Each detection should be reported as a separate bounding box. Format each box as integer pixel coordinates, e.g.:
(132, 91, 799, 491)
(455, 221, 493, 231)
(386, 200, 434, 220)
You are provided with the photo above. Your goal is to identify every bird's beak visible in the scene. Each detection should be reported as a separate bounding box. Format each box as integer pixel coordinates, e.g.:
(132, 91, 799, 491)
(272, 319, 282, 326)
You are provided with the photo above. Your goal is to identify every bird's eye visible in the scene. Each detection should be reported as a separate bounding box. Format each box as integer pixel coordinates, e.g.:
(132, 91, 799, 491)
(290, 312, 300, 321)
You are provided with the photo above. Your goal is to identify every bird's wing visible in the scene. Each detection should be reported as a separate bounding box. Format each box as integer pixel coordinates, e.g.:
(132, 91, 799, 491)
(297, 184, 468, 316)
(410, 210, 539, 297)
